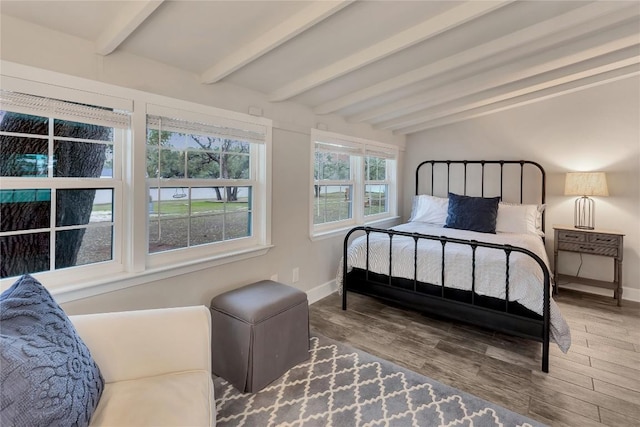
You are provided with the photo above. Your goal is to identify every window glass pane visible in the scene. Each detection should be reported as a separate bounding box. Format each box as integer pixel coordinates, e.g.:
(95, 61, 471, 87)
(0, 137, 49, 177)
(148, 217, 188, 253)
(102, 147, 114, 178)
(190, 188, 224, 216)
(159, 149, 185, 178)
(315, 152, 350, 180)
(0, 189, 51, 232)
(56, 189, 112, 227)
(162, 131, 187, 150)
(223, 153, 250, 179)
(0, 232, 50, 278)
(54, 140, 112, 178)
(227, 186, 251, 210)
(225, 211, 251, 240)
(313, 185, 352, 225)
(0, 111, 49, 135)
(56, 226, 112, 269)
(187, 151, 219, 178)
(147, 127, 252, 182)
(149, 186, 252, 251)
(366, 156, 387, 180)
(54, 119, 113, 141)
(152, 187, 189, 216)
(365, 184, 388, 216)
(190, 214, 223, 246)
(146, 146, 160, 178)
(147, 127, 160, 146)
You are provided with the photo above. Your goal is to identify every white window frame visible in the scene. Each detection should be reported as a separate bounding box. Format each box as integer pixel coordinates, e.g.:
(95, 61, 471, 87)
(144, 104, 269, 268)
(310, 129, 398, 239)
(364, 146, 397, 221)
(0, 61, 272, 300)
(0, 77, 129, 286)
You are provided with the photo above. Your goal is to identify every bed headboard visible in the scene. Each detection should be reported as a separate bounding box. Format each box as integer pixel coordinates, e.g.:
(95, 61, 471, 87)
(415, 160, 546, 231)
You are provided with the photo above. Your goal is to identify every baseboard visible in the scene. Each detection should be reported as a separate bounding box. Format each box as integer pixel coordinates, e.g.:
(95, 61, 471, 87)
(307, 279, 338, 305)
(559, 283, 640, 303)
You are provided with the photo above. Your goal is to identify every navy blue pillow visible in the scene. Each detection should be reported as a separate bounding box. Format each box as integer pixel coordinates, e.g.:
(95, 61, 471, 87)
(0, 275, 104, 427)
(444, 193, 500, 233)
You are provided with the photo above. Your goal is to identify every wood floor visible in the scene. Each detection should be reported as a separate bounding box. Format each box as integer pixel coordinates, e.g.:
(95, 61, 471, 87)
(309, 289, 640, 427)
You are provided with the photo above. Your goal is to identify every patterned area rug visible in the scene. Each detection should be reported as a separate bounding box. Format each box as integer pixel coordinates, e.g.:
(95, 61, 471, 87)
(214, 335, 546, 427)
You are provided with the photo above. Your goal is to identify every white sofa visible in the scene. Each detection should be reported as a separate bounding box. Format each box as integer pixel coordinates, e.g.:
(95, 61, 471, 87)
(69, 306, 216, 426)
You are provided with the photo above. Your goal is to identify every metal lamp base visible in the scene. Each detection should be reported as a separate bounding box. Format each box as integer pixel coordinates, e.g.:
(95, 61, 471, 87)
(574, 196, 595, 230)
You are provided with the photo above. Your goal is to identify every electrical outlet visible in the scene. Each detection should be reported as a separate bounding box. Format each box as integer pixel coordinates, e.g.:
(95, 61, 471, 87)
(292, 267, 299, 283)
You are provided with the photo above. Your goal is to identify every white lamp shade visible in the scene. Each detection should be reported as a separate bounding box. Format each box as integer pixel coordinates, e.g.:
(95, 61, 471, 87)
(564, 172, 609, 197)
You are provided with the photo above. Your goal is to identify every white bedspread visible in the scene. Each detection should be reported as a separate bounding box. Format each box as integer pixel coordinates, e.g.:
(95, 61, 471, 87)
(338, 222, 571, 352)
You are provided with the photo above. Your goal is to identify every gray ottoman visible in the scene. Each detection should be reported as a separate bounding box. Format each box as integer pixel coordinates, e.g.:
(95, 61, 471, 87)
(210, 280, 310, 393)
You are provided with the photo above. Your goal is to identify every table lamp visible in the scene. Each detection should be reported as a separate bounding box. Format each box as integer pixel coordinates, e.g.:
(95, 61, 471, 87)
(564, 172, 608, 230)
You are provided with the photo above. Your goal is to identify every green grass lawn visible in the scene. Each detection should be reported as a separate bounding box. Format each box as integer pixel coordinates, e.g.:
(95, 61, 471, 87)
(94, 199, 249, 215)
(151, 200, 249, 215)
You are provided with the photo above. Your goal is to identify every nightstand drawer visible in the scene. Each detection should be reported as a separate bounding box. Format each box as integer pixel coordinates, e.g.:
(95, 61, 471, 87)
(588, 234, 620, 247)
(557, 230, 586, 242)
(557, 241, 618, 257)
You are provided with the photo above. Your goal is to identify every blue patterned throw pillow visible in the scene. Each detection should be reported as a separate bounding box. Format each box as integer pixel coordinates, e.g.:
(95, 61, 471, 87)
(0, 275, 104, 427)
(445, 192, 501, 234)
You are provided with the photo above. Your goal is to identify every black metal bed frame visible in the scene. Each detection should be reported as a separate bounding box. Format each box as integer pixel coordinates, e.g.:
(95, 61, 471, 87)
(341, 160, 551, 372)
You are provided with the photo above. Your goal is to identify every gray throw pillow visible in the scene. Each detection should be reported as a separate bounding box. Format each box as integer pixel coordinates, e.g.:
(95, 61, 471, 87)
(0, 275, 104, 427)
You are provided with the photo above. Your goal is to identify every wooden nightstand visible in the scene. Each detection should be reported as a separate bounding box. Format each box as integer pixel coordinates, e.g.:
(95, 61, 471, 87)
(553, 225, 624, 306)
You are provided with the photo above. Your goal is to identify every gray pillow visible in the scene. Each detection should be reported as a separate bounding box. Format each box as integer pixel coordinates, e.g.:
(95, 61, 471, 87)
(0, 275, 104, 427)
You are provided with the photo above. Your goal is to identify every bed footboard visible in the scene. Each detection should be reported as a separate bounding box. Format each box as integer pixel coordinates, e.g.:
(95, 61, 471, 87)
(341, 226, 551, 373)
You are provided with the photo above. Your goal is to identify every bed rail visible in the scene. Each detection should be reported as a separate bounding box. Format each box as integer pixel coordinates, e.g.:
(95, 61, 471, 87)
(342, 225, 551, 372)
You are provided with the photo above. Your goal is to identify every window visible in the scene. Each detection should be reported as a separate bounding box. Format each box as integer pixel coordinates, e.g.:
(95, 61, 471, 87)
(364, 147, 395, 217)
(145, 107, 267, 264)
(311, 129, 397, 236)
(0, 65, 272, 295)
(0, 89, 129, 279)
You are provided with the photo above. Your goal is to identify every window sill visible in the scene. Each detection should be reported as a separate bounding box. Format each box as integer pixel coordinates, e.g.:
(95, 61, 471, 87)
(310, 216, 401, 241)
(48, 244, 274, 304)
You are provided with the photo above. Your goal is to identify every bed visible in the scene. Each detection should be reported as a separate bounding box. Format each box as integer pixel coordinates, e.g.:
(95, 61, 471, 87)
(339, 160, 571, 372)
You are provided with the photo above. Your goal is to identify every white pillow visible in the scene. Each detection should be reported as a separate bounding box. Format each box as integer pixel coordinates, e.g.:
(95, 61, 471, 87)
(409, 194, 449, 225)
(496, 202, 545, 236)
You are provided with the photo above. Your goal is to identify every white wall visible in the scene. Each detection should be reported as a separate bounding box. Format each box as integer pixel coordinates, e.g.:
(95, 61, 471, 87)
(405, 76, 640, 302)
(0, 15, 405, 314)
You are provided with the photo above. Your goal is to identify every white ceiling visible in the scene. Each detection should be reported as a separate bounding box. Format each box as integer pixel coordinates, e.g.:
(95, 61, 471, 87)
(2, 0, 639, 135)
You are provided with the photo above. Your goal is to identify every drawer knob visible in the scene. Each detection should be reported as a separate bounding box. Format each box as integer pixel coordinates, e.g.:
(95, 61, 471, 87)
(579, 246, 595, 251)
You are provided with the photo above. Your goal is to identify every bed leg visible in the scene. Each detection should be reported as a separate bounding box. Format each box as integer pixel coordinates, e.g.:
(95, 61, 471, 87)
(542, 340, 549, 373)
(342, 289, 347, 310)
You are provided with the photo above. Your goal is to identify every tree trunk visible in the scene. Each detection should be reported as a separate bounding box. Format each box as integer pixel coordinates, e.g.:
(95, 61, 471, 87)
(213, 187, 222, 200)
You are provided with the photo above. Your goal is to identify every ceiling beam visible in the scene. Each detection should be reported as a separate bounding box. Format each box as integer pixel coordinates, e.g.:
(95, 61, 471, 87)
(394, 64, 640, 135)
(95, 0, 164, 56)
(268, 0, 512, 102)
(374, 31, 640, 129)
(342, 2, 637, 121)
(200, 1, 354, 84)
(381, 49, 639, 131)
